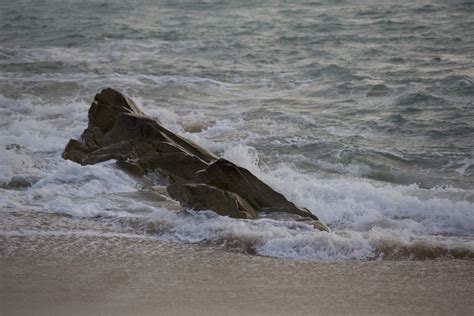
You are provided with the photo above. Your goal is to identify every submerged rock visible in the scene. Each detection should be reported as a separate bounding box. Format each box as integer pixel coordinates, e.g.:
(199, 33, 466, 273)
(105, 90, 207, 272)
(63, 88, 329, 232)
(167, 181, 258, 219)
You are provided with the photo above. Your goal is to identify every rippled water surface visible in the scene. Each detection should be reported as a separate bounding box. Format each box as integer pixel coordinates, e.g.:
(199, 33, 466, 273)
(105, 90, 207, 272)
(1, 0, 473, 260)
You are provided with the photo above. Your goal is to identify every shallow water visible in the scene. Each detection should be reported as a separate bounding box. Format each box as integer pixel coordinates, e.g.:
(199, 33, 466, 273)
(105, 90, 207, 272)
(1, 0, 473, 260)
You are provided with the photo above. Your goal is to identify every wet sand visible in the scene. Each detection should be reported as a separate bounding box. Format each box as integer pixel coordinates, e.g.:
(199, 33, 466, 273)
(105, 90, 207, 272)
(1, 232, 473, 316)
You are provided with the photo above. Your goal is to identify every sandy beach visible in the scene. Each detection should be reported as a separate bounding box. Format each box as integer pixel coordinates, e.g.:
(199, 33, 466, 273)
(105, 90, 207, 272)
(1, 210, 473, 316)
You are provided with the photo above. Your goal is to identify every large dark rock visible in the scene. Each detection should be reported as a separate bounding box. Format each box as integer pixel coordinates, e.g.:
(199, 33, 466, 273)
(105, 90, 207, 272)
(63, 88, 329, 232)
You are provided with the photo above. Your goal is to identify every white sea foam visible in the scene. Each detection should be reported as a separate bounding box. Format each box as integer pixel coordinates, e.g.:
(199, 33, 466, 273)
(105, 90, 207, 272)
(27, 160, 140, 218)
(220, 145, 472, 232)
(121, 205, 474, 260)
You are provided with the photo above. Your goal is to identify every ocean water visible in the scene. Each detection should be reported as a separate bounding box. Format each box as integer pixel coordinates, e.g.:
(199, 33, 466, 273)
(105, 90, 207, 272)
(1, 0, 473, 260)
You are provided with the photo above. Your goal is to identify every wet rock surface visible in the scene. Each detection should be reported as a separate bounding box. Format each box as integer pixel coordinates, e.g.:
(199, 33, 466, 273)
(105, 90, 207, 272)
(63, 88, 328, 231)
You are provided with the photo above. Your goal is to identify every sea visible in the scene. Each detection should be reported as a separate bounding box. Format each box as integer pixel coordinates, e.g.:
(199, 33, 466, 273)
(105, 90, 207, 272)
(1, 0, 473, 261)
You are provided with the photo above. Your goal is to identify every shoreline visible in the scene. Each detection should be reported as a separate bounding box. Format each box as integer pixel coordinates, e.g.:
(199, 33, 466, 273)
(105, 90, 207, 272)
(2, 233, 473, 315)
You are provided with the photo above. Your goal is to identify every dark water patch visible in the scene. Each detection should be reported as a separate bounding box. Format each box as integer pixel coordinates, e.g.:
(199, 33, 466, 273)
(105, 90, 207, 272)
(388, 57, 406, 64)
(368, 19, 410, 33)
(0, 61, 86, 75)
(386, 113, 406, 125)
(444, 125, 474, 138)
(366, 84, 391, 97)
(306, 64, 361, 81)
(309, 145, 420, 174)
(277, 35, 314, 45)
(303, 142, 471, 188)
(293, 22, 345, 33)
(356, 164, 462, 189)
(412, 4, 440, 13)
(22, 81, 82, 100)
(394, 91, 445, 107)
(399, 107, 424, 114)
(426, 129, 448, 138)
(454, 1, 474, 12)
(354, 9, 396, 17)
(0, 176, 39, 190)
(304, 82, 363, 98)
(359, 47, 385, 58)
(410, 25, 430, 32)
(399, 121, 474, 140)
(439, 75, 474, 95)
